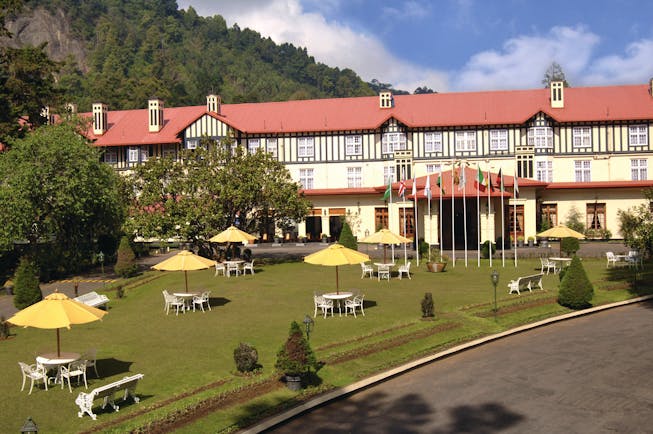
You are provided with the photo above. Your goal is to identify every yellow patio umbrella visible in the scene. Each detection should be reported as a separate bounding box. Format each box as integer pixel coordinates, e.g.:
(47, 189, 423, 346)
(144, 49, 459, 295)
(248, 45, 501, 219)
(359, 229, 412, 263)
(304, 243, 370, 294)
(7, 291, 107, 357)
(209, 226, 257, 243)
(151, 250, 215, 292)
(537, 224, 585, 255)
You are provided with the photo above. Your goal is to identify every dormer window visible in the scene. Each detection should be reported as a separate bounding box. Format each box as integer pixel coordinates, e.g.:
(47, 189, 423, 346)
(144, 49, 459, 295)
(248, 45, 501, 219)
(379, 91, 393, 109)
(550, 81, 564, 108)
(92, 103, 108, 135)
(148, 98, 164, 133)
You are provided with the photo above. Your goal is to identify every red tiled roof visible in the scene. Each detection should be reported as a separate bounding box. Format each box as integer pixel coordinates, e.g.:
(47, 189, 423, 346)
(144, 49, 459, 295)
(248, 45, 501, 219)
(546, 180, 653, 189)
(82, 84, 653, 145)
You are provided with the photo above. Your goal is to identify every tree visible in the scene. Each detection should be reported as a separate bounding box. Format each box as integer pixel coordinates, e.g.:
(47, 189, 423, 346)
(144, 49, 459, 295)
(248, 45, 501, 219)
(0, 122, 127, 275)
(618, 188, 653, 257)
(565, 206, 585, 234)
(275, 320, 317, 377)
(338, 220, 357, 250)
(558, 256, 593, 310)
(13, 256, 41, 310)
(542, 62, 570, 88)
(414, 86, 436, 94)
(114, 236, 138, 278)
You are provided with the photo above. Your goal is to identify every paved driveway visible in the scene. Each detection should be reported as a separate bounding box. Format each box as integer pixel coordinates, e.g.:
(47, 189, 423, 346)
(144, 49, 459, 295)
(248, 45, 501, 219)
(266, 300, 653, 433)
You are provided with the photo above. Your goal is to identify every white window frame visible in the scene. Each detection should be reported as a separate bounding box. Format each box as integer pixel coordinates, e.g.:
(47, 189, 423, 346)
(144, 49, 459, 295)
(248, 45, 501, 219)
(528, 127, 553, 149)
(140, 148, 149, 163)
(572, 126, 592, 148)
(128, 146, 139, 163)
(299, 168, 314, 189)
(382, 132, 406, 154)
(345, 135, 363, 156)
(425, 163, 442, 174)
(247, 139, 260, 154)
(631, 158, 647, 180)
(297, 137, 314, 158)
(383, 166, 395, 185)
(162, 144, 176, 159)
(347, 167, 362, 188)
(574, 160, 591, 182)
(629, 125, 648, 146)
(535, 160, 553, 182)
(186, 138, 198, 150)
(489, 129, 508, 151)
(266, 138, 278, 158)
(104, 149, 118, 164)
(455, 131, 477, 152)
(424, 132, 442, 152)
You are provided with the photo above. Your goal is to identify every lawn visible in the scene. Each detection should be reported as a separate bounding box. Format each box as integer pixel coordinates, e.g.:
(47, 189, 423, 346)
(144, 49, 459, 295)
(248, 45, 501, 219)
(0, 255, 649, 433)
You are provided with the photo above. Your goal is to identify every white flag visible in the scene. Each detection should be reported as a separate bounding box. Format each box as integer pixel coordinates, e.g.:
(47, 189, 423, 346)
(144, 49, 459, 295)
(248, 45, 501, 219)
(424, 175, 432, 200)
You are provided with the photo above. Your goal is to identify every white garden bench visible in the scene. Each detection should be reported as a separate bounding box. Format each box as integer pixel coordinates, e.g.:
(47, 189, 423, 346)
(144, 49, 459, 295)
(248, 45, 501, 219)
(74, 291, 109, 309)
(75, 374, 144, 420)
(507, 273, 544, 295)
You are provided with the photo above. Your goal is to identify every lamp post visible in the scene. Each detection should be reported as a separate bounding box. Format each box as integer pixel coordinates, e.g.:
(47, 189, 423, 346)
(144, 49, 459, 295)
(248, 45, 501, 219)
(491, 269, 499, 320)
(97, 251, 105, 275)
(303, 314, 314, 340)
(21, 416, 38, 433)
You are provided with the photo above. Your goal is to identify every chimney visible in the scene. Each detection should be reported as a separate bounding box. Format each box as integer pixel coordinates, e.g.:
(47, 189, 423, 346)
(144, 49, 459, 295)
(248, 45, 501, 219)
(649, 77, 653, 97)
(550, 81, 564, 108)
(379, 91, 393, 109)
(92, 102, 108, 135)
(207, 94, 221, 114)
(65, 102, 78, 115)
(148, 98, 164, 133)
(40, 106, 55, 124)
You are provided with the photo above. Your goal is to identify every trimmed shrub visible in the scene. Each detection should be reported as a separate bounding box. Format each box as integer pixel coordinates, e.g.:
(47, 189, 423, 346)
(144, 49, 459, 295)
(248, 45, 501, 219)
(234, 342, 260, 373)
(0, 316, 9, 339)
(275, 321, 317, 376)
(421, 292, 434, 318)
(114, 236, 139, 278)
(560, 237, 580, 256)
(558, 256, 594, 310)
(338, 221, 357, 250)
(480, 240, 496, 259)
(13, 257, 42, 310)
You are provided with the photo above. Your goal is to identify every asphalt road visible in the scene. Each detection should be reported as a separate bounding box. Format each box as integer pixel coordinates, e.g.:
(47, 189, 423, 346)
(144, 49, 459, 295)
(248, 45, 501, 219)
(266, 300, 653, 433)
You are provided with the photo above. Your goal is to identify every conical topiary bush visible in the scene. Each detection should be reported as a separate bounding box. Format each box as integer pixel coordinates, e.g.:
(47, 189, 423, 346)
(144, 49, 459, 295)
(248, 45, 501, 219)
(558, 255, 594, 310)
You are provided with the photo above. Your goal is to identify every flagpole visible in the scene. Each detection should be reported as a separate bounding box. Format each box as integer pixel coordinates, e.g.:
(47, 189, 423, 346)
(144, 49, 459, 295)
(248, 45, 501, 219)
(488, 168, 492, 268)
(451, 161, 456, 267)
(439, 169, 443, 262)
(500, 169, 505, 267)
(477, 164, 481, 268)
(462, 164, 468, 268)
(413, 179, 419, 267)
(426, 174, 432, 262)
(513, 170, 519, 268)
(390, 172, 394, 263)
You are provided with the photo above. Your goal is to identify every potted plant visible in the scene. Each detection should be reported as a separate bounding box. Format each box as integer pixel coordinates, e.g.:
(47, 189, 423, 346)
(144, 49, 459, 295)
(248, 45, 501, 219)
(517, 235, 525, 247)
(275, 321, 318, 391)
(427, 252, 448, 272)
(527, 236, 535, 247)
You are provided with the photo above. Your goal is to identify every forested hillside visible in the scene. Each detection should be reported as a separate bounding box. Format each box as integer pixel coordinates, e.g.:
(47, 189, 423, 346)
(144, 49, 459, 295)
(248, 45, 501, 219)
(5, 0, 377, 112)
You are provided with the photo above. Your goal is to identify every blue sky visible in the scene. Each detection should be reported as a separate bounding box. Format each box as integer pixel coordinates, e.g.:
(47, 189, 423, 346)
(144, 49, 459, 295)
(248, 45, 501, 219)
(176, 0, 653, 93)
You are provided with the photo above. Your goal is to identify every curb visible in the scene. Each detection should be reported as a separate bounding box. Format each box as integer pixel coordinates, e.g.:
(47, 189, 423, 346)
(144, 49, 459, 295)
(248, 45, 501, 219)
(241, 294, 653, 433)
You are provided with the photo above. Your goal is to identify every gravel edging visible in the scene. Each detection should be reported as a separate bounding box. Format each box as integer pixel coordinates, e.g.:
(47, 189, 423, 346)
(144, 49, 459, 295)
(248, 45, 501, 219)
(241, 294, 653, 433)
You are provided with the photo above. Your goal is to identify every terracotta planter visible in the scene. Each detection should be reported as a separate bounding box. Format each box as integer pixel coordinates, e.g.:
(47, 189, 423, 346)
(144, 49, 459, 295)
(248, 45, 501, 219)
(284, 375, 302, 391)
(426, 262, 447, 272)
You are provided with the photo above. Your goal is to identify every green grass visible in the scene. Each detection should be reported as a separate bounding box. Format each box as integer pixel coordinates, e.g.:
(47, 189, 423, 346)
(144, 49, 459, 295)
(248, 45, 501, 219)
(1, 256, 650, 433)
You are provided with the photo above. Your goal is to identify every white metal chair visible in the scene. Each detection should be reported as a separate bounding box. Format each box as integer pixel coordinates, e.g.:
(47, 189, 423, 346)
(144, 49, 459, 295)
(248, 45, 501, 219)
(242, 260, 255, 275)
(360, 262, 374, 279)
(345, 295, 365, 318)
(164, 292, 185, 315)
(226, 262, 241, 277)
(540, 257, 557, 274)
(377, 264, 391, 281)
(605, 251, 617, 268)
(18, 362, 49, 394)
(627, 251, 642, 268)
(398, 261, 411, 279)
(313, 294, 333, 318)
(214, 261, 226, 276)
(60, 360, 88, 393)
(192, 291, 212, 312)
(80, 348, 99, 378)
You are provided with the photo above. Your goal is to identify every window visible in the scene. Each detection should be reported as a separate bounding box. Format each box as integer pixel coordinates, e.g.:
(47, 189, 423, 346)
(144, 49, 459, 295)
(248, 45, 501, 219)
(586, 203, 606, 230)
(489, 129, 508, 151)
(162, 144, 176, 159)
(248, 139, 260, 154)
(186, 138, 198, 150)
(426, 163, 442, 174)
(347, 167, 362, 188)
(629, 125, 648, 146)
(631, 159, 647, 180)
(266, 138, 278, 158)
(128, 147, 139, 163)
(455, 131, 476, 151)
(574, 160, 591, 182)
(345, 135, 363, 156)
(540, 204, 557, 228)
(424, 132, 442, 152)
(528, 127, 553, 149)
(103, 149, 117, 164)
(383, 166, 395, 185)
(299, 168, 314, 189)
(572, 127, 592, 148)
(140, 148, 148, 163)
(508, 205, 525, 238)
(535, 160, 553, 182)
(375, 207, 389, 229)
(297, 137, 314, 157)
(382, 132, 406, 154)
(516, 154, 533, 178)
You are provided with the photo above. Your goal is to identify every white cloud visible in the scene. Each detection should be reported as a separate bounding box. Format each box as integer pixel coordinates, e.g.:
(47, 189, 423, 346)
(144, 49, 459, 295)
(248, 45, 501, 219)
(455, 25, 600, 91)
(382, 1, 431, 20)
(582, 39, 653, 86)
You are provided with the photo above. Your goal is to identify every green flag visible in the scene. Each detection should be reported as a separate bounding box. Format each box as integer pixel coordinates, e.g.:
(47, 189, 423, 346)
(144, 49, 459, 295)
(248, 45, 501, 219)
(382, 178, 392, 201)
(436, 173, 445, 194)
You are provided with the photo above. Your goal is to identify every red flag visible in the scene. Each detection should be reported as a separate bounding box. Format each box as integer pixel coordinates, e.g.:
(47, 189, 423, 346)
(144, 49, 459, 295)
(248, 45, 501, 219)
(398, 180, 406, 198)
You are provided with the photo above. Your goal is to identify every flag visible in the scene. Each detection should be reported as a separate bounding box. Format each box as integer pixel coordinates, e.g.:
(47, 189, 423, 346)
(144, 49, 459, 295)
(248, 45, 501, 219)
(497, 168, 504, 192)
(424, 175, 432, 200)
(487, 170, 494, 192)
(458, 165, 466, 191)
(382, 178, 392, 201)
(513, 170, 520, 198)
(411, 178, 417, 198)
(398, 180, 406, 198)
(476, 166, 485, 191)
(436, 172, 446, 194)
